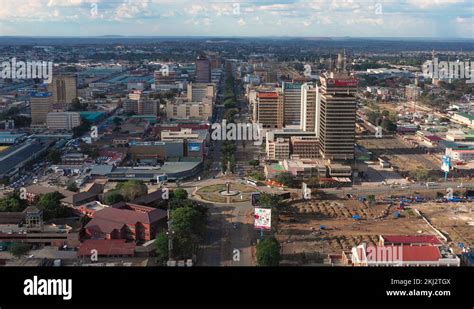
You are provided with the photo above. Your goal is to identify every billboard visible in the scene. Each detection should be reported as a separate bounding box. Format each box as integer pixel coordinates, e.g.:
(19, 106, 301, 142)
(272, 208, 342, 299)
(188, 143, 201, 152)
(254, 208, 271, 230)
(326, 78, 358, 87)
(334, 79, 358, 87)
(251, 192, 261, 206)
(441, 155, 451, 172)
(157, 174, 168, 183)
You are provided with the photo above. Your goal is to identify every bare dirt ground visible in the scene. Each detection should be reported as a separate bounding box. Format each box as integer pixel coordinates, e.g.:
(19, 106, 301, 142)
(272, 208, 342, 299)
(412, 201, 474, 253)
(276, 199, 437, 265)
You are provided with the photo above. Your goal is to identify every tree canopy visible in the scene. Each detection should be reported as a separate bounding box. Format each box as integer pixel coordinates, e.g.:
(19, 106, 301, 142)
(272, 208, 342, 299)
(37, 191, 69, 220)
(256, 237, 281, 266)
(115, 180, 148, 201)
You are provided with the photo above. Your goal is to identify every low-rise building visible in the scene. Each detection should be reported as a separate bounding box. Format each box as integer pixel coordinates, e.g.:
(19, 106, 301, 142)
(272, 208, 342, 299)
(84, 202, 167, 243)
(346, 243, 460, 267)
(452, 112, 474, 128)
(47, 112, 81, 130)
(290, 136, 319, 159)
(266, 138, 290, 160)
(165, 97, 213, 120)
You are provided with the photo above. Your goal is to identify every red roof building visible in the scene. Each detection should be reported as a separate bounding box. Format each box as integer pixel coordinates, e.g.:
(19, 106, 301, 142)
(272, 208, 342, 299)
(347, 244, 460, 267)
(84, 203, 167, 243)
(78, 239, 136, 257)
(379, 235, 443, 247)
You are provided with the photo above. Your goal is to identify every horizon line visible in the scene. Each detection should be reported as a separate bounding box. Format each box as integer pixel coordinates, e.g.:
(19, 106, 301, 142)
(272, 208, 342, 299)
(0, 35, 472, 40)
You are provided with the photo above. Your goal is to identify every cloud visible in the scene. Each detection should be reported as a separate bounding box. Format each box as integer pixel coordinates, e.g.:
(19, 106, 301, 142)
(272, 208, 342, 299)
(407, 0, 465, 8)
(114, 0, 151, 20)
(347, 18, 384, 25)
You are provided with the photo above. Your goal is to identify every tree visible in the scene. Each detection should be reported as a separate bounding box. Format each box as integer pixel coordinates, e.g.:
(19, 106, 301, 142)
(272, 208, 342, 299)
(47, 149, 62, 164)
(37, 191, 69, 220)
(229, 155, 236, 173)
(10, 243, 31, 259)
(0, 193, 27, 212)
(411, 169, 429, 182)
(67, 182, 79, 192)
(171, 206, 207, 258)
(172, 188, 188, 200)
(249, 159, 260, 167)
(249, 171, 265, 181)
(72, 119, 92, 138)
(306, 176, 320, 188)
(367, 195, 376, 206)
(256, 237, 281, 266)
(259, 193, 283, 209)
(113, 117, 123, 126)
(155, 232, 169, 264)
(70, 98, 88, 111)
(382, 119, 397, 132)
(276, 172, 295, 187)
(116, 180, 148, 201)
(105, 191, 125, 205)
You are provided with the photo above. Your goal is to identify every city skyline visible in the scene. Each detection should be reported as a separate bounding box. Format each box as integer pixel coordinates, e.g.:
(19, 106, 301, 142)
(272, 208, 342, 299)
(0, 0, 472, 38)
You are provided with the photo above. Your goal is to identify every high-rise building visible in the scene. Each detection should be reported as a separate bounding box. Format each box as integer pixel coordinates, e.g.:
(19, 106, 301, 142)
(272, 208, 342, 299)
(195, 56, 211, 83)
(300, 83, 320, 135)
(187, 83, 215, 103)
(31, 92, 53, 126)
(256, 90, 284, 128)
(318, 71, 358, 161)
(48, 75, 77, 105)
(47, 112, 81, 130)
(282, 82, 302, 127)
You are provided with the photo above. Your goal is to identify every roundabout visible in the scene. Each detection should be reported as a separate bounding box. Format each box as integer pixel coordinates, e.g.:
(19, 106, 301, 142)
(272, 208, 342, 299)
(194, 182, 258, 204)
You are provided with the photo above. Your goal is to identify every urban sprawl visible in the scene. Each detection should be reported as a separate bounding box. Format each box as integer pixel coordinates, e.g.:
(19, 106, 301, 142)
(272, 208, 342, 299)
(0, 38, 472, 267)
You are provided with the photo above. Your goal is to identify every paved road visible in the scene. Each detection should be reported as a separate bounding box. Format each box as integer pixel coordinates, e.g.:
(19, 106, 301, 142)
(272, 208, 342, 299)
(195, 76, 258, 266)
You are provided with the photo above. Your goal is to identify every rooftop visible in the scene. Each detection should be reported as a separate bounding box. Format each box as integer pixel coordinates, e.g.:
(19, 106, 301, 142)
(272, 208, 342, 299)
(77, 239, 136, 256)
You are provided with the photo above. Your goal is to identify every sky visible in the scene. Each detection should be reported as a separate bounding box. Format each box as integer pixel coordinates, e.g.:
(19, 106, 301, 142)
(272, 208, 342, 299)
(0, 0, 472, 38)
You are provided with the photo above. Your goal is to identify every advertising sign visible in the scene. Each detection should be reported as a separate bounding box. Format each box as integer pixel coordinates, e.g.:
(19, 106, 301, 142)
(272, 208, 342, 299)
(188, 143, 201, 152)
(334, 79, 358, 87)
(441, 155, 451, 172)
(254, 208, 271, 230)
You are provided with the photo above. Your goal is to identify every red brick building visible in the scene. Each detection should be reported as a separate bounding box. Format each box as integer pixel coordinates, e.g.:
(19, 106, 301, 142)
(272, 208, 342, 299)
(84, 202, 167, 243)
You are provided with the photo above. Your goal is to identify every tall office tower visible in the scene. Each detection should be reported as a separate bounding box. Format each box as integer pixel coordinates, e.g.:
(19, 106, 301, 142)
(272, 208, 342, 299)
(300, 83, 321, 135)
(282, 82, 302, 127)
(318, 71, 358, 161)
(196, 56, 211, 83)
(48, 75, 77, 105)
(256, 90, 284, 128)
(31, 92, 53, 126)
(207, 53, 221, 70)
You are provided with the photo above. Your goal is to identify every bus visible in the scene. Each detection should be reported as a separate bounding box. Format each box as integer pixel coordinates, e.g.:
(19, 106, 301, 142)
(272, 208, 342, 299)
(246, 179, 258, 186)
